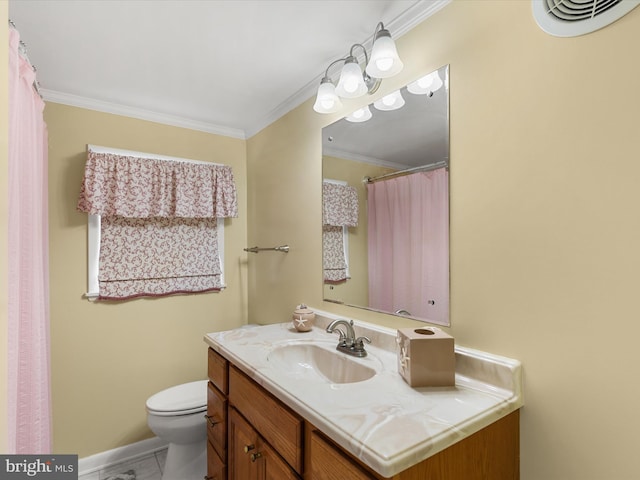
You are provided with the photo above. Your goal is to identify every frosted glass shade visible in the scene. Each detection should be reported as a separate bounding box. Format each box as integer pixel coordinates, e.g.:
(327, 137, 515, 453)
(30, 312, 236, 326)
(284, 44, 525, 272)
(365, 31, 403, 78)
(373, 90, 405, 111)
(407, 71, 443, 95)
(345, 105, 372, 123)
(335, 58, 368, 98)
(313, 80, 342, 114)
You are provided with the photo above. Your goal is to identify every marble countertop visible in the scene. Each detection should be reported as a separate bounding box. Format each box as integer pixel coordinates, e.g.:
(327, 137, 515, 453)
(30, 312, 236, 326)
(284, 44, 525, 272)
(204, 310, 523, 478)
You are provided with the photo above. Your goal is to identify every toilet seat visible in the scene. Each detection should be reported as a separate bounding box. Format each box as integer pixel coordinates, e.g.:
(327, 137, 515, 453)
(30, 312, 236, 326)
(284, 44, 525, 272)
(146, 380, 208, 417)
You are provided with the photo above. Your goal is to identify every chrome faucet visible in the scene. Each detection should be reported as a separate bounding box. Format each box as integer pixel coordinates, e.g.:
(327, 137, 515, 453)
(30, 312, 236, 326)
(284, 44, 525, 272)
(326, 319, 371, 358)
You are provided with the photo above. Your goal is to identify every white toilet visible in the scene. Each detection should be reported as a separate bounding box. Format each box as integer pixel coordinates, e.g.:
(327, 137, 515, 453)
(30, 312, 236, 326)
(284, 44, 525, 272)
(146, 380, 208, 480)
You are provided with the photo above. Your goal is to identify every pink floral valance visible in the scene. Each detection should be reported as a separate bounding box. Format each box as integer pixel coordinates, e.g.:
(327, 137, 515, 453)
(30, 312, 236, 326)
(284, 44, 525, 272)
(77, 151, 238, 218)
(323, 181, 358, 227)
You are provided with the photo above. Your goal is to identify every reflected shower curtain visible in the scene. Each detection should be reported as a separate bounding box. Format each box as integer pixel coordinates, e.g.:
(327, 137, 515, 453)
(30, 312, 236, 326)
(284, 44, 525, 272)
(367, 168, 449, 324)
(8, 27, 52, 453)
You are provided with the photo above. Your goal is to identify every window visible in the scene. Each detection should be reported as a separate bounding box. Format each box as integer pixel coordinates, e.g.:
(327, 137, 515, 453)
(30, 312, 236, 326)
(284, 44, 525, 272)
(78, 146, 237, 301)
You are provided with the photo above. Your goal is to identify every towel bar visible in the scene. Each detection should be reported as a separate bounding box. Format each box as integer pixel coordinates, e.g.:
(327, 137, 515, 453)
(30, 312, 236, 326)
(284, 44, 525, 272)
(244, 245, 289, 254)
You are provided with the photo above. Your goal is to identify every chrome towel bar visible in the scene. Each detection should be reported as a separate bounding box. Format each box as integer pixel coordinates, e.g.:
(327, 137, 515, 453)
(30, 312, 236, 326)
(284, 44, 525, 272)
(244, 245, 289, 254)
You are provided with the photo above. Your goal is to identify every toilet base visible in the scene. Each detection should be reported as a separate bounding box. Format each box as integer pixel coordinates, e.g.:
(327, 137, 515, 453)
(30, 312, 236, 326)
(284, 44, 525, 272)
(161, 441, 206, 480)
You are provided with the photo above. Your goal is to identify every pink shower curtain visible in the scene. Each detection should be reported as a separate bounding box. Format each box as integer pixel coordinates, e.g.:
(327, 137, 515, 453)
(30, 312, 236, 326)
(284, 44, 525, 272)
(367, 168, 449, 324)
(7, 27, 52, 453)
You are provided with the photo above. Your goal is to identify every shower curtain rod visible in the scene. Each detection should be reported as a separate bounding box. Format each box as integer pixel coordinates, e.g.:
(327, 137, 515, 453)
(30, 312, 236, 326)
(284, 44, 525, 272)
(363, 160, 448, 184)
(9, 19, 43, 98)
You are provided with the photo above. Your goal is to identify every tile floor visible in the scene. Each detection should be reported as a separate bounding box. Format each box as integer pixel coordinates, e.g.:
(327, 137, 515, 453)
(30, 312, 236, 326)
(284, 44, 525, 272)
(78, 448, 167, 480)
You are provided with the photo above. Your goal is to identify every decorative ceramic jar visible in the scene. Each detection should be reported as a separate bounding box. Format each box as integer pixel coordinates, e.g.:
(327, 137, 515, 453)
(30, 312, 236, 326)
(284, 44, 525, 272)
(292, 304, 315, 332)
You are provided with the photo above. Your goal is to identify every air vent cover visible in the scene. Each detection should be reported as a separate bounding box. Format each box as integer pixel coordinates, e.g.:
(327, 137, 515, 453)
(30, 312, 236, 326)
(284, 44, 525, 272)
(532, 0, 639, 37)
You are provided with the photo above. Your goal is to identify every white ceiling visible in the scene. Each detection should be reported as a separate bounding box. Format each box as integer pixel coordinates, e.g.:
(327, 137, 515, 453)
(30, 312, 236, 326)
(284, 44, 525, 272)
(9, 0, 447, 139)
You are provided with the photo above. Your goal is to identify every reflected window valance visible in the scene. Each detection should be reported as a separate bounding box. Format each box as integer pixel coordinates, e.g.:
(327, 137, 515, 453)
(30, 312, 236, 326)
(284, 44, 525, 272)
(77, 151, 238, 218)
(323, 181, 358, 227)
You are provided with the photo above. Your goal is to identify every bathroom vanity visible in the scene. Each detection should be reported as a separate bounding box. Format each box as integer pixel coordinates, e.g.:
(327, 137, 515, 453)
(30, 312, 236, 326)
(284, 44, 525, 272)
(203, 312, 523, 479)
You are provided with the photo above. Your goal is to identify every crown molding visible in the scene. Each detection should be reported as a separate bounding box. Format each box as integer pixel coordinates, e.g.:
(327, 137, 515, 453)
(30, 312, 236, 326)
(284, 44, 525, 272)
(323, 146, 410, 171)
(41, 0, 450, 141)
(41, 89, 246, 140)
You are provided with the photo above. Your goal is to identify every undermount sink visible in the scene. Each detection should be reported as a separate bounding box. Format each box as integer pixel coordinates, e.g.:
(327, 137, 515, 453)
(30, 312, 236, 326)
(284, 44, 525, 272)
(267, 341, 381, 384)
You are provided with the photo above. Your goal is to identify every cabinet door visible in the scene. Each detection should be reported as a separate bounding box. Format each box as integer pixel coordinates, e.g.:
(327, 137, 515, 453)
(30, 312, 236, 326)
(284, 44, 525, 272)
(258, 440, 299, 480)
(206, 439, 226, 480)
(228, 407, 260, 480)
(309, 430, 375, 480)
(229, 407, 300, 480)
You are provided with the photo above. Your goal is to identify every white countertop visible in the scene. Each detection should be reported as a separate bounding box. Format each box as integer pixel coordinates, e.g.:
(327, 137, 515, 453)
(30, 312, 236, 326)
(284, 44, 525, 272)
(204, 310, 523, 478)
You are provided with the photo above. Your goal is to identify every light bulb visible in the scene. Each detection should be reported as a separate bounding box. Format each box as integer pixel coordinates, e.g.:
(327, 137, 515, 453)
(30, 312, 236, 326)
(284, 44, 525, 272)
(382, 94, 396, 107)
(345, 105, 372, 123)
(408, 71, 443, 95)
(373, 90, 405, 111)
(375, 57, 394, 73)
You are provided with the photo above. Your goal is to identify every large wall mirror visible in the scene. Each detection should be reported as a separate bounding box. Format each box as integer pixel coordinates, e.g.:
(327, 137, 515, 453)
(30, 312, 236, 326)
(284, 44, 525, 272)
(322, 65, 450, 326)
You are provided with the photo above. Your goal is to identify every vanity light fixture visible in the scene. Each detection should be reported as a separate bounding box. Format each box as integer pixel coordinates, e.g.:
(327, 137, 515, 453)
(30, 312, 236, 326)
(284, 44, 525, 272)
(407, 70, 444, 96)
(313, 22, 403, 114)
(373, 90, 405, 111)
(345, 105, 373, 123)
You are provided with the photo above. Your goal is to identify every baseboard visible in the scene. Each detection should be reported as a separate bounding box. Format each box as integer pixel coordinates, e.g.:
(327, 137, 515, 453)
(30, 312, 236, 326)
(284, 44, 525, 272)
(78, 436, 168, 475)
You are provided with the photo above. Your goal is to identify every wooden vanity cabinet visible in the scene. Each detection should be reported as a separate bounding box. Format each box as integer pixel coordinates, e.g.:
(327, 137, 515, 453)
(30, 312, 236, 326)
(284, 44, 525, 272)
(306, 411, 520, 480)
(206, 348, 229, 480)
(207, 347, 519, 480)
(208, 348, 303, 480)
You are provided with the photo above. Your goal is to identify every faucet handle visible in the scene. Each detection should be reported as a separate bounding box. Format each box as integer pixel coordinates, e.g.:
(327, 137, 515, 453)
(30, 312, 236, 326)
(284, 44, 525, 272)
(354, 336, 371, 347)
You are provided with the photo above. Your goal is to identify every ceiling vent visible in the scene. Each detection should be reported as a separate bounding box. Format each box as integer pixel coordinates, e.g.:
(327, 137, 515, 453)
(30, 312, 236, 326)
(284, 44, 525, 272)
(532, 0, 640, 37)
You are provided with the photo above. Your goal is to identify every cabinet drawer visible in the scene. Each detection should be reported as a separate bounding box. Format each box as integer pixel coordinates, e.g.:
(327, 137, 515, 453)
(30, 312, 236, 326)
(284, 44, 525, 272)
(229, 366, 304, 474)
(207, 381, 227, 459)
(208, 348, 228, 394)
(206, 439, 227, 480)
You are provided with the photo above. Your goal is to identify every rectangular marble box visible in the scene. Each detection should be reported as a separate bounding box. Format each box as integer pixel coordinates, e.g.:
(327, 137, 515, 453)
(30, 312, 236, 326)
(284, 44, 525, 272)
(397, 327, 455, 387)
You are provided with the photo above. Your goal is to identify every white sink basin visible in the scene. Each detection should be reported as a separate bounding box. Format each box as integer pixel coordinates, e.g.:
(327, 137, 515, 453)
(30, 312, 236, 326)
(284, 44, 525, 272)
(266, 341, 381, 384)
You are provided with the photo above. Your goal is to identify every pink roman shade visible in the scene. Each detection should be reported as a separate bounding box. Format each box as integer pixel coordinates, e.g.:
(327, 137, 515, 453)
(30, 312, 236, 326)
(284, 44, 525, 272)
(77, 151, 238, 219)
(322, 181, 358, 283)
(323, 225, 348, 283)
(97, 216, 222, 300)
(77, 149, 238, 301)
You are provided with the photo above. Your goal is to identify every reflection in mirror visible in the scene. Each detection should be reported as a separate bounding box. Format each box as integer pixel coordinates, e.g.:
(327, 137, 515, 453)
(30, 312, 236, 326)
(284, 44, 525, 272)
(322, 65, 449, 326)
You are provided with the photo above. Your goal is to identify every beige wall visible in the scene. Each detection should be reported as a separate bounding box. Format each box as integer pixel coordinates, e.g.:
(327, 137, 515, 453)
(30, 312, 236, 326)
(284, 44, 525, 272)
(45, 103, 248, 456)
(6, 1, 640, 477)
(1, 0, 9, 453)
(247, 2, 640, 479)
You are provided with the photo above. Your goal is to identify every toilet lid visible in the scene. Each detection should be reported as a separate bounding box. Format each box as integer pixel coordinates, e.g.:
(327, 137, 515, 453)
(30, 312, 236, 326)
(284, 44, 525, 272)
(146, 380, 208, 414)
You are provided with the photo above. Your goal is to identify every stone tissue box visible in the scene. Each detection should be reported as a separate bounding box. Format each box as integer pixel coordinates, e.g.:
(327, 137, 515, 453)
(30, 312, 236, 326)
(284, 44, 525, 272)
(397, 327, 455, 387)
